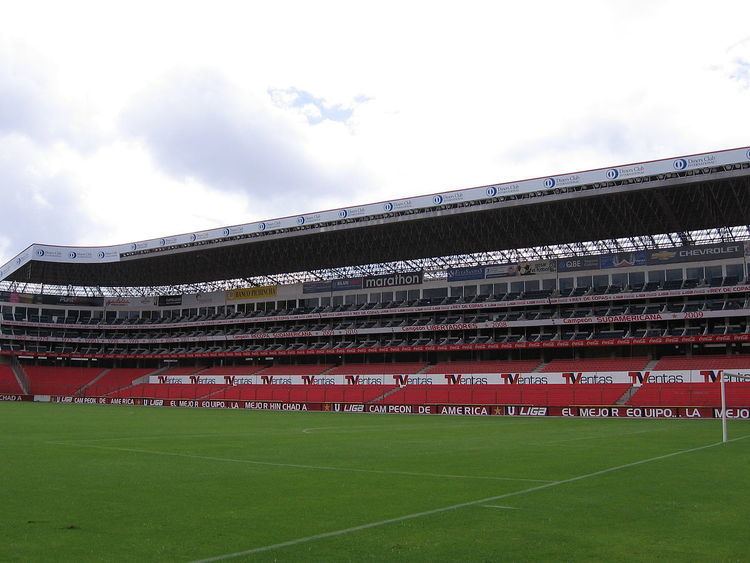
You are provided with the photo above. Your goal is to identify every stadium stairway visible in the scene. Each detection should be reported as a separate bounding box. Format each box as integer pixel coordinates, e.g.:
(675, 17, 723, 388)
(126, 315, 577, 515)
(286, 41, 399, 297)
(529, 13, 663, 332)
(615, 385, 639, 405)
(101, 368, 167, 397)
(0, 364, 24, 394)
(76, 368, 111, 397)
(366, 385, 405, 405)
(10, 358, 29, 394)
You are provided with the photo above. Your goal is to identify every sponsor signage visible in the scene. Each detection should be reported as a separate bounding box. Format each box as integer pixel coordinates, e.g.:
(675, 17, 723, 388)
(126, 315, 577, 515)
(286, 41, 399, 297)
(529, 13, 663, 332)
(226, 286, 277, 301)
(145, 370, 750, 386)
(557, 256, 601, 272)
(519, 259, 556, 275)
(21, 395, 750, 418)
(485, 264, 520, 278)
(599, 251, 647, 269)
(364, 271, 423, 289)
(332, 278, 363, 291)
(646, 242, 744, 265)
(447, 266, 486, 282)
(302, 281, 333, 294)
(156, 295, 183, 307)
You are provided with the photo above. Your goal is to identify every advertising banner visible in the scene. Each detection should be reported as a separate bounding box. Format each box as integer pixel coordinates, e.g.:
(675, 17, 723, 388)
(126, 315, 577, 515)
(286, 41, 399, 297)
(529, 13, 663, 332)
(447, 266, 486, 282)
(332, 278, 363, 291)
(302, 281, 332, 294)
(519, 259, 557, 275)
(226, 286, 277, 301)
(363, 271, 423, 289)
(557, 256, 601, 272)
(599, 251, 647, 269)
(485, 264, 519, 278)
(145, 370, 750, 386)
(32, 396, 750, 418)
(646, 242, 744, 265)
(156, 295, 183, 307)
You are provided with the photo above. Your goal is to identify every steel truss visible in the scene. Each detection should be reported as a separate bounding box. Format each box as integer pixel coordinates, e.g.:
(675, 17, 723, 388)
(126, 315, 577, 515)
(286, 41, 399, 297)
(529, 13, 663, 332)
(2, 226, 747, 297)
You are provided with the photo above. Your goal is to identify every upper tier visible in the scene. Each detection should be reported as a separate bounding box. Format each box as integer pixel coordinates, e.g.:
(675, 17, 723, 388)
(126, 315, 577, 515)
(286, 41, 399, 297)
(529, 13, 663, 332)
(2, 147, 749, 287)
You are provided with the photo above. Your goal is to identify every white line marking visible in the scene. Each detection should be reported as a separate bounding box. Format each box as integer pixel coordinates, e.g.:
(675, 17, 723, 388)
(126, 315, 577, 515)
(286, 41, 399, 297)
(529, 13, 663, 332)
(481, 505, 519, 510)
(192, 434, 750, 562)
(45, 442, 553, 483)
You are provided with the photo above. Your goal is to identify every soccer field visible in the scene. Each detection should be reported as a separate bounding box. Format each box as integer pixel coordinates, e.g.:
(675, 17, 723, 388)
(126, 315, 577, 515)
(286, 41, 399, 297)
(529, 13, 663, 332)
(2, 403, 749, 561)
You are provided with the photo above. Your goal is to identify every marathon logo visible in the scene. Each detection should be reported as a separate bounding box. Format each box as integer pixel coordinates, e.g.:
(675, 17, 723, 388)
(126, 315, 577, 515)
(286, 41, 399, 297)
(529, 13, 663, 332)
(363, 271, 423, 289)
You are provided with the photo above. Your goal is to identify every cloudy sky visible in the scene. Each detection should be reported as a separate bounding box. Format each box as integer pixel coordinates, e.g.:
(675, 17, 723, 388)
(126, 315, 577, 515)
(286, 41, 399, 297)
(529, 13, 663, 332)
(1, 0, 749, 263)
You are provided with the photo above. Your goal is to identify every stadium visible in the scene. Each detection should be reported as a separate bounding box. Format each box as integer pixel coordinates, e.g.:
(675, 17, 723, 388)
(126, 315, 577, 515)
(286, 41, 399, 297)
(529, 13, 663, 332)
(3, 146, 750, 560)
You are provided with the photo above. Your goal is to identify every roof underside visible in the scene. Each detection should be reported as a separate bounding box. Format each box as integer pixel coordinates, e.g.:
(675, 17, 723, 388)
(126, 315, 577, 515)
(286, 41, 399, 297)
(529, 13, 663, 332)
(7, 169, 750, 288)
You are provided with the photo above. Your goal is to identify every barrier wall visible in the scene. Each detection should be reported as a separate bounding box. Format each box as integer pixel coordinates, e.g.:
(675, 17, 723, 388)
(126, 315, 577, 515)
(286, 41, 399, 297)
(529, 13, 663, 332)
(3, 394, 750, 419)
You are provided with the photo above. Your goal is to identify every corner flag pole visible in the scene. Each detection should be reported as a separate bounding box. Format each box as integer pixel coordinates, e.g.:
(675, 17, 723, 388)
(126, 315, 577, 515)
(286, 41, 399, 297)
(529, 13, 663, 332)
(721, 373, 728, 443)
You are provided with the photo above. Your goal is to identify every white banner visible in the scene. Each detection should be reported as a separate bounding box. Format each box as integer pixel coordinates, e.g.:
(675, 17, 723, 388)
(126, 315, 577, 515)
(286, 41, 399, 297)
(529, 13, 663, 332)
(147, 369, 750, 386)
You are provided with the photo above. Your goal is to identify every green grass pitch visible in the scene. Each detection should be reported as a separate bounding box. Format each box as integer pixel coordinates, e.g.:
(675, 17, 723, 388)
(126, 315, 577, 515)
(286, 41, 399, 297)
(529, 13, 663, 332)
(2, 403, 749, 561)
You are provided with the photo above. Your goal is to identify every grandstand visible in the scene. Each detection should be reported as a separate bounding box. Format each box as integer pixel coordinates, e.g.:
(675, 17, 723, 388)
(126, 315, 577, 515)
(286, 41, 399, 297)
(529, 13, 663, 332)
(1, 146, 750, 417)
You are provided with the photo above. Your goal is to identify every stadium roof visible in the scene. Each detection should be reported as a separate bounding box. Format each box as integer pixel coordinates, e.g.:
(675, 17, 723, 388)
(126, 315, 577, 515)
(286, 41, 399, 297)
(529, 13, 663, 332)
(2, 147, 750, 292)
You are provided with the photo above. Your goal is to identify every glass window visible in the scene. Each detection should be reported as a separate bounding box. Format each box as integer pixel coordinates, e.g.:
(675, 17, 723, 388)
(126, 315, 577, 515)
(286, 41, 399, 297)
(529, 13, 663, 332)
(542, 278, 557, 290)
(593, 274, 609, 287)
(559, 277, 573, 290)
(628, 271, 645, 285)
(407, 290, 420, 300)
(332, 296, 343, 306)
(423, 288, 448, 299)
(321, 297, 331, 307)
(493, 282, 508, 294)
(665, 268, 683, 281)
(356, 294, 367, 305)
(726, 263, 744, 279)
(369, 293, 380, 303)
(479, 284, 493, 296)
(523, 280, 540, 291)
(686, 267, 704, 280)
(648, 270, 665, 282)
(576, 276, 592, 288)
(450, 286, 463, 297)
(344, 294, 356, 305)
(705, 265, 723, 280)
(463, 285, 477, 297)
(611, 273, 627, 287)
(510, 281, 524, 293)
(395, 291, 407, 301)
(380, 291, 393, 302)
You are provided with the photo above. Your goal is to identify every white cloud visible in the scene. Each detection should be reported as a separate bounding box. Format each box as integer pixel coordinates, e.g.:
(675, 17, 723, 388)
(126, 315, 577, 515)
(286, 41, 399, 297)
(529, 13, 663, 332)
(1, 0, 750, 264)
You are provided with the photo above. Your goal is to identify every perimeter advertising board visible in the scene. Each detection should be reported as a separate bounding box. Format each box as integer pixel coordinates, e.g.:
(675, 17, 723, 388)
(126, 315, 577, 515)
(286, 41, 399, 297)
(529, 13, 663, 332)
(148, 370, 750, 386)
